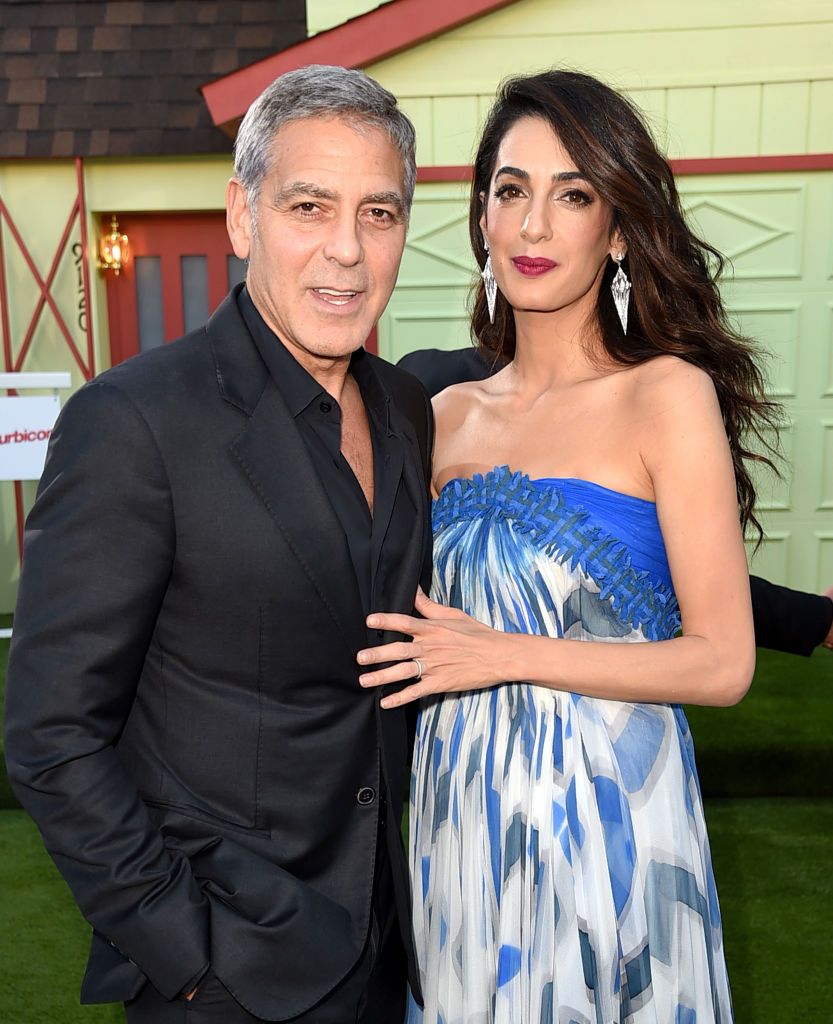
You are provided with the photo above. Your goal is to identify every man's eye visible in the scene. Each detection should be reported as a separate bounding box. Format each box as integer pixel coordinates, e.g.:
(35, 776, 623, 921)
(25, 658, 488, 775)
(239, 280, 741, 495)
(295, 202, 319, 215)
(369, 208, 393, 221)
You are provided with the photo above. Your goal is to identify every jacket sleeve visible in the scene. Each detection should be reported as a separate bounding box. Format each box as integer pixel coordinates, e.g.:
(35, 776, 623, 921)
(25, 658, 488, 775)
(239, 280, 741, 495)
(750, 575, 833, 657)
(3, 380, 210, 998)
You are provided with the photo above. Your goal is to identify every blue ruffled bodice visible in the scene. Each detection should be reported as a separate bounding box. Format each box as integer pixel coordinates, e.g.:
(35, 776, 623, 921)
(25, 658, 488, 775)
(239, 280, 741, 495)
(432, 465, 681, 642)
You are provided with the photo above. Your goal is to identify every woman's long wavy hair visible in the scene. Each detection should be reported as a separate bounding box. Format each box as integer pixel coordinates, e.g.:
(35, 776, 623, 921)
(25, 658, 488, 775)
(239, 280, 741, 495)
(470, 70, 780, 540)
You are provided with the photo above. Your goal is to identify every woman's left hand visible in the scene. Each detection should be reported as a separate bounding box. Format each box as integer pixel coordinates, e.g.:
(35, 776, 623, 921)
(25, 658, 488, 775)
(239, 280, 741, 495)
(358, 588, 513, 708)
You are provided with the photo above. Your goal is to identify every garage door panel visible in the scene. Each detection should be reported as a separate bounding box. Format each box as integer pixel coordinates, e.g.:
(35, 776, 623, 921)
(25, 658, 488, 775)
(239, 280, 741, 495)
(729, 303, 800, 397)
(680, 183, 804, 278)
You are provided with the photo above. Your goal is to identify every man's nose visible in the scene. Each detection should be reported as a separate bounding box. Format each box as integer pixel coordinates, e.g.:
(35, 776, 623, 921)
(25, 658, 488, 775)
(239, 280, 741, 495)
(322, 214, 364, 266)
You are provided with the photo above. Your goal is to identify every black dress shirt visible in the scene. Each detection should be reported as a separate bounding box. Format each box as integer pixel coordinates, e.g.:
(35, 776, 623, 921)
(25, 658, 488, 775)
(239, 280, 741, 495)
(239, 288, 390, 614)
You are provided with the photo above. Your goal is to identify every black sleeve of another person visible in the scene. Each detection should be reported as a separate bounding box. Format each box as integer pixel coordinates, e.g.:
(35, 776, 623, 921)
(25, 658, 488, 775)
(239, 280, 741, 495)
(397, 347, 492, 398)
(397, 346, 833, 657)
(750, 576, 832, 657)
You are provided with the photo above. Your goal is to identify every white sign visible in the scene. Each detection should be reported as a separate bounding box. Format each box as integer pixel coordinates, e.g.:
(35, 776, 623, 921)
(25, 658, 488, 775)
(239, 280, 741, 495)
(0, 395, 62, 481)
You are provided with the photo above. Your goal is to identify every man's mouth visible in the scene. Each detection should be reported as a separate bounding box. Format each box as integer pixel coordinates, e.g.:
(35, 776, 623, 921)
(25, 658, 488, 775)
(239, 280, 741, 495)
(312, 288, 361, 306)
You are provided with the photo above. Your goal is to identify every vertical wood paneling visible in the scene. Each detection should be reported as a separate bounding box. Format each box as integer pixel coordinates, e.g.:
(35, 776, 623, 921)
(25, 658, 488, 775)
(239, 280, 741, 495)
(401, 97, 435, 166)
(712, 85, 761, 156)
(432, 96, 481, 164)
(664, 88, 714, 159)
(627, 89, 668, 149)
(807, 80, 833, 152)
(761, 82, 810, 154)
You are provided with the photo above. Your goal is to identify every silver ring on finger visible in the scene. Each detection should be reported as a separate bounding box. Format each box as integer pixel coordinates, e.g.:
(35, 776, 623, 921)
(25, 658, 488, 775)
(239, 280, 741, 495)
(412, 658, 425, 681)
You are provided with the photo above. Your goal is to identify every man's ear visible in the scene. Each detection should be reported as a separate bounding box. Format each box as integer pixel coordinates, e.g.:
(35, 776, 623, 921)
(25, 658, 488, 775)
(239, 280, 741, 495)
(226, 179, 253, 260)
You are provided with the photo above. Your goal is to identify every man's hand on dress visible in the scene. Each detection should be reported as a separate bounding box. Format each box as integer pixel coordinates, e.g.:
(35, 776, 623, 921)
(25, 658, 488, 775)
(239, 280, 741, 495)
(358, 588, 513, 707)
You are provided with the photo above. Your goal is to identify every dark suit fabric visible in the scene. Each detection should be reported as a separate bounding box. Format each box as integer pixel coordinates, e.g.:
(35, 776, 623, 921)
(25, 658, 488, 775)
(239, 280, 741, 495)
(397, 345, 493, 396)
(4, 287, 433, 1021)
(397, 345, 832, 656)
(750, 575, 832, 657)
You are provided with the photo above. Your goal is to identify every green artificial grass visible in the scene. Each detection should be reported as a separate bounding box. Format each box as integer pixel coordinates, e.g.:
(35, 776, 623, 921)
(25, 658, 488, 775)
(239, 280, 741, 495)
(1, 801, 830, 1022)
(685, 647, 833, 797)
(705, 798, 833, 1021)
(0, 812, 123, 1024)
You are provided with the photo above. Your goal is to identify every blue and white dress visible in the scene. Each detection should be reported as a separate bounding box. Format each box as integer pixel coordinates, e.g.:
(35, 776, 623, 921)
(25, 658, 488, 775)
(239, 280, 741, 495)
(408, 466, 732, 1024)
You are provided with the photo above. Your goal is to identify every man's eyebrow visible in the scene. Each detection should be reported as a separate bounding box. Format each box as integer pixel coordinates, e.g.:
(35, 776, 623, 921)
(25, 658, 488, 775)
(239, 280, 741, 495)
(494, 166, 589, 184)
(364, 191, 405, 214)
(273, 181, 339, 203)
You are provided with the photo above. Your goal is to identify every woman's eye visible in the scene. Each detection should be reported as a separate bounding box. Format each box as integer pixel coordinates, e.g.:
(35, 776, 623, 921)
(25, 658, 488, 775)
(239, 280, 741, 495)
(494, 184, 524, 200)
(562, 189, 592, 206)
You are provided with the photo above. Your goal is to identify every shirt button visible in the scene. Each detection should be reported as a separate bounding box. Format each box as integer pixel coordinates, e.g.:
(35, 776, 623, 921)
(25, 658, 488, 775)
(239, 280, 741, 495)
(319, 400, 332, 414)
(356, 787, 376, 805)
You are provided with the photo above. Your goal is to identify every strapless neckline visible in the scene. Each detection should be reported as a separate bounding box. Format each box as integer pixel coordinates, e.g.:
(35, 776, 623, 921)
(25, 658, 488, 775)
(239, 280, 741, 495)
(436, 465, 656, 507)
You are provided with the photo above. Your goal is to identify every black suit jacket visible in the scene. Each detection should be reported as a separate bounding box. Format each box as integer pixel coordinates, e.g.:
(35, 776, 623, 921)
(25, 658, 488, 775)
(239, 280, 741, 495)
(397, 345, 833, 656)
(4, 288, 433, 1020)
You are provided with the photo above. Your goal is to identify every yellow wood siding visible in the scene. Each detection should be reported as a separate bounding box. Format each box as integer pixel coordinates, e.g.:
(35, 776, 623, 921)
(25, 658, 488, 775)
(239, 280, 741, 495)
(366, 0, 833, 163)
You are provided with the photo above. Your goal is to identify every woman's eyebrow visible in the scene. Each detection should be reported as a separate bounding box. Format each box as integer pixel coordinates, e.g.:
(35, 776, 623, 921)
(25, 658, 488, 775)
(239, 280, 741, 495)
(494, 166, 589, 183)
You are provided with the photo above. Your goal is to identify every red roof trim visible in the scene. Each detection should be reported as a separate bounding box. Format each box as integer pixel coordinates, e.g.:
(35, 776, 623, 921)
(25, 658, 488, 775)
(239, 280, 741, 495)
(417, 154, 833, 182)
(200, 0, 523, 129)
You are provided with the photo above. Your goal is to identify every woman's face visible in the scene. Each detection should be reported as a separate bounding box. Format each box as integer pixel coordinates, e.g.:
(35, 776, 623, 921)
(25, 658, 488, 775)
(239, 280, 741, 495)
(480, 116, 621, 319)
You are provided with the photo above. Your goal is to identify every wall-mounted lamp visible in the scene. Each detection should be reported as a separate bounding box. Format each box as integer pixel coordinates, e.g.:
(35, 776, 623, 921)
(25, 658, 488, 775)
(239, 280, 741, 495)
(97, 215, 129, 275)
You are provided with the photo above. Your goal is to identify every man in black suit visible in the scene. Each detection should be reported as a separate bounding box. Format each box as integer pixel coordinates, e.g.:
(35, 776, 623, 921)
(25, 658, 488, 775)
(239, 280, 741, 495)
(398, 345, 833, 656)
(5, 68, 431, 1023)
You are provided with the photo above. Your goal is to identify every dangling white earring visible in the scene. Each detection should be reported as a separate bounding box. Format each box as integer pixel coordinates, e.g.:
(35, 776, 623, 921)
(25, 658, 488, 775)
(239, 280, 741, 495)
(611, 252, 631, 334)
(481, 240, 498, 324)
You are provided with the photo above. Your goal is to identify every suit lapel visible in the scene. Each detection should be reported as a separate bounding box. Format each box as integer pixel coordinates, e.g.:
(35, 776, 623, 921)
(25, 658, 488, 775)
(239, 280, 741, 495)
(369, 399, 404, 590)
(230, 383, 367, 657)
(380, 399, 429, 613)
(208, 288, 367, 657)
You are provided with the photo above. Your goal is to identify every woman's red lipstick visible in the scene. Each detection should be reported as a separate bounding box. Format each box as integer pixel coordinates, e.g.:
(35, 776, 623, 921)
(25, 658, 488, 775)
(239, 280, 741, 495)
(511, 256, 558, 276)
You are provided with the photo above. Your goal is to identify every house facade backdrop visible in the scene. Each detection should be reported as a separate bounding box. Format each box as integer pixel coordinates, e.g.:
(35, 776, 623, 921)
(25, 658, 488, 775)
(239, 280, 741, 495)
(0, 0, 831, 610)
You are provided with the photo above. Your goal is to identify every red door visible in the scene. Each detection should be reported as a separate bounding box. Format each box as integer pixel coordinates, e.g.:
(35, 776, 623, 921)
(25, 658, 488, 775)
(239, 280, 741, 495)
(104, 212, 244, 366)
(104, 211, 378, 365)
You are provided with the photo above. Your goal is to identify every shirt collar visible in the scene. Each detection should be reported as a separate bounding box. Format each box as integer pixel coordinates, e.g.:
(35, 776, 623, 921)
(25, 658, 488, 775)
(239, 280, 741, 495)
(238, 286, 392, 432)
(238, 287, 324, 418)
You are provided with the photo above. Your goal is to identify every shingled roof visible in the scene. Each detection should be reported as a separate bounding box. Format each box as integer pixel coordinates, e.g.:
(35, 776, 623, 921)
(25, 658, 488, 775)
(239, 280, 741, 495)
(0, 0, 307, 159)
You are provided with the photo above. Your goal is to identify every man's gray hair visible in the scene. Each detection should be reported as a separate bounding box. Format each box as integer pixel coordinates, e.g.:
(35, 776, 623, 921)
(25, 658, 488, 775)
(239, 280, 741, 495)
(234, 64, 417, 213)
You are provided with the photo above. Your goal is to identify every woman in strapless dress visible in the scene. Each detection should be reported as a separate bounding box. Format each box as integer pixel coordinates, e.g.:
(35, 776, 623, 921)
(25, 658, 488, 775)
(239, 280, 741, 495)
(358, 70, 779, 1024)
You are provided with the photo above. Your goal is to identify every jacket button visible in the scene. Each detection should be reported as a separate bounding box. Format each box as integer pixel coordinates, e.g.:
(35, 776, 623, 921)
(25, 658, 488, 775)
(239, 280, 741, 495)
(356, 787, 376, 805)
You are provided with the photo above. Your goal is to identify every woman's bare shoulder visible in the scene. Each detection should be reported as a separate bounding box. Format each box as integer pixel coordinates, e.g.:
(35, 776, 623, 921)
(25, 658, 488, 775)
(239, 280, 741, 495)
(431, 377, 495, 427)
(630, 353, 712, 387)
(628, 354, 717, 415)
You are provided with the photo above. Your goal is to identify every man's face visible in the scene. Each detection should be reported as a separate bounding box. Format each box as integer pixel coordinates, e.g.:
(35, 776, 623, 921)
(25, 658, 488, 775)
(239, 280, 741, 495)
(227, 116, 408, 368)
